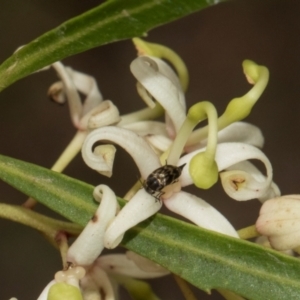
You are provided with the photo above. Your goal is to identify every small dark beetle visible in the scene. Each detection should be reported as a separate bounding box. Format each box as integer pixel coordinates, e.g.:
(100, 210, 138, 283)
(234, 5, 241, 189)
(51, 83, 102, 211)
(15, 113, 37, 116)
(143, 163, 186, 200)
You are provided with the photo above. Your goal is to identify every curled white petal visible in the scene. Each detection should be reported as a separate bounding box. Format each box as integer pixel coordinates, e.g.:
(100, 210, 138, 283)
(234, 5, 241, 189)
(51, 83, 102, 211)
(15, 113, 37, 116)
(136, 81, 156, 108)
(221, 170, 263, 201)
(145, 134, 172, 153)
(179, 142, 273, 201)
(51, 63, 103, 129)
(82, 126, 160, 179)
(130, 56, 186, 136)
(121, 121, 168, 136)
(79, 100, 121, 130)
(260, 181, 281, 202)
(118, 104, 163, 126)
(104, 189, 162, 249)
(66, 67, 103, 115)
(37, 280, 55, 300)
(52, 62, 82, 127)
(126, 251, 168, 274)
(222, 161, 280, 201)
(67, 185, 119, 266)
(217, 122, 264, 147)
(164, 191, 238, 238)
(90, 266, 115, 300)
(186, 122, 264, 152)
(47, 81, 66, 104)
(92, 145, 116, 177)
(217, 143, 273, 200)
(81, 274, 101, 300)
(96, 252, 169, 279)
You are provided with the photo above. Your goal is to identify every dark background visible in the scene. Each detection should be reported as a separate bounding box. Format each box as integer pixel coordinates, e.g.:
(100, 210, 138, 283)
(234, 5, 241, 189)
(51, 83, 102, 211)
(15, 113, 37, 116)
(0, 0, 299, 299)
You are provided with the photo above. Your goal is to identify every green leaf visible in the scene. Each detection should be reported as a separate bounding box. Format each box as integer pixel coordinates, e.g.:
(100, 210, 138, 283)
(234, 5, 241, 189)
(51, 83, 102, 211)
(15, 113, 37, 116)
(0, 153, 300, 300)
(0, 0, 225, 93)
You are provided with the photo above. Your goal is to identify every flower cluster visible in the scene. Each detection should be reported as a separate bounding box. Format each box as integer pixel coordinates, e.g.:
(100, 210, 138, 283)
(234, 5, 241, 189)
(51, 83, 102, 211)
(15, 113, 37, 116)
(81, 39, 279, 249)
(31, 38, 296, 299)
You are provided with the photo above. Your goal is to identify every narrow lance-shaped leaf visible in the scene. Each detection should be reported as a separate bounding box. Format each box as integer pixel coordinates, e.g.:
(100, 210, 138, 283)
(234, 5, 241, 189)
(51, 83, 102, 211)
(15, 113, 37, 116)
(0, 0, 226, 93)
(0, 154, 299, 300)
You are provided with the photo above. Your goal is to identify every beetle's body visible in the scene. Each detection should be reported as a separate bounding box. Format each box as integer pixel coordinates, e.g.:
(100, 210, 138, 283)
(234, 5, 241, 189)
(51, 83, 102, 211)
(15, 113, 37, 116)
(143, 163, 186, 200)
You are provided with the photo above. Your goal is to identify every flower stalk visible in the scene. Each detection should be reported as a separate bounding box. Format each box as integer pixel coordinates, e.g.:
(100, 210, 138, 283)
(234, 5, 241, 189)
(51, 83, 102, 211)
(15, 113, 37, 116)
(0, 203, 81, 238)
(238, 225, 260, 240)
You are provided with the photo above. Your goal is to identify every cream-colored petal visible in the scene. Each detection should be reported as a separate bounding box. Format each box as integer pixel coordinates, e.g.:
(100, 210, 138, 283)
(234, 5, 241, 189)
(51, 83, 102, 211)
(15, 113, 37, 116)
(130, 56, 186, 136)
(47, 81, 66, 104)
(145, 134, 172, 153)
(222, 161, 280, 202)
(164, 191, 239, 238)
(122, 121, 168, 136)
(104, 189, 162, 249)
(52, 62, 82, 127)
(118, 104, 163, 126)
(185, 122, 264, 152)
(66, 67, 103, 115)
(90, 266, 116, 300)
(67, 185, 119, 266)
(126, 251, 168, 274)
(79, 100, 121, 130)
(81, 275, 101, 300)
(217, 122, 264, 147)
(179, 143, 273, 201)
(82, 126, 160, 179)
(187, 122, 264, 151)
(92, 145, 116, 178)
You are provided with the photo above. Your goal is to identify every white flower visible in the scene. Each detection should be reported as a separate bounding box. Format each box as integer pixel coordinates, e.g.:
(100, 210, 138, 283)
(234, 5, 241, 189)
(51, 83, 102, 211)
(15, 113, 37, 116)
(82, 126, 239, 249)
(81, 55, 279, 250)
(37, 186, 168, 300)
(179, 142, 280, 202)
(49, 62, 120, 131)
(67, 185, 119, 266)
(130, 55, 186, 139)
(44, 62, 121, 174)
(24, 62, 121, 208)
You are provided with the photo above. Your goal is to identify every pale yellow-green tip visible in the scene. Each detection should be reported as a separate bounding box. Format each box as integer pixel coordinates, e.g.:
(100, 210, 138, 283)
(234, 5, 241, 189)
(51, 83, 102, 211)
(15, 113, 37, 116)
(189, 152, 219, 189)
(186, 60, 269, 146)
(132, 37, 189, 91)
(218, 59, 269, 129)
(47, 283, 83, 300)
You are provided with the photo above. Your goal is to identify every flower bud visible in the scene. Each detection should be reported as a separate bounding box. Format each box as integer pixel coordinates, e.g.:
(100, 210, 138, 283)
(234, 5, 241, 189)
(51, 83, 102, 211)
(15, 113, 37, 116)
(256, 195, 300, 250)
